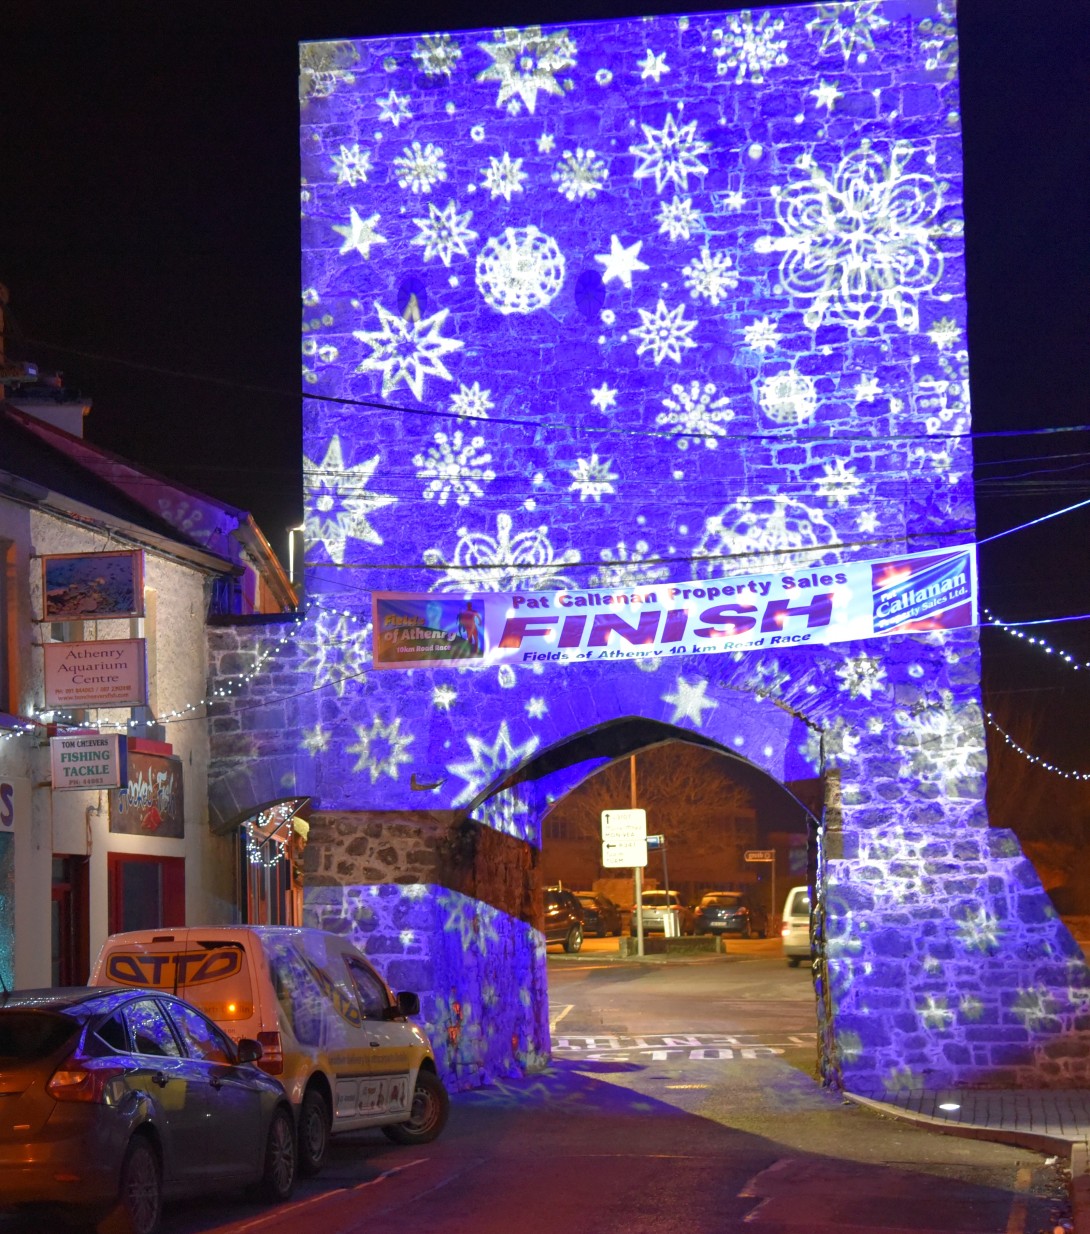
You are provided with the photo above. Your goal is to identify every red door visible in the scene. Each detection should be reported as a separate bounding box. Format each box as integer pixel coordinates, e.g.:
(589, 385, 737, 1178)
(108, 854, 185, 935)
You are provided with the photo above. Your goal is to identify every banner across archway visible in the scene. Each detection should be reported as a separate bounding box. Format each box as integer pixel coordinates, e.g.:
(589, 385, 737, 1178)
(372, 543, 976, 671)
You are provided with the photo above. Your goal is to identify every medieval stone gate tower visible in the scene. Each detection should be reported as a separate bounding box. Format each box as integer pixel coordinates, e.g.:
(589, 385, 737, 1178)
(208, 0, 1090, 1098)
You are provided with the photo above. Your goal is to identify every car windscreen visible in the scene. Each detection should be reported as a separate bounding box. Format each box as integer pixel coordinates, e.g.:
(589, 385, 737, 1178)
(0, 1012, 79, 1062)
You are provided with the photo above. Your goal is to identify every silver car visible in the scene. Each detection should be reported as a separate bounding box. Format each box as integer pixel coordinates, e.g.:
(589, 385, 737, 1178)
(629, 890, 694, 935)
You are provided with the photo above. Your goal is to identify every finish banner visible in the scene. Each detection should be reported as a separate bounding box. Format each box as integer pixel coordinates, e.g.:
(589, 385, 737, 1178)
(371, 544, 977, 671)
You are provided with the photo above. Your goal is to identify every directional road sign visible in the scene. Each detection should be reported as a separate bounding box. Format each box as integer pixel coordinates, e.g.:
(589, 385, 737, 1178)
(601, 808, 647, 868)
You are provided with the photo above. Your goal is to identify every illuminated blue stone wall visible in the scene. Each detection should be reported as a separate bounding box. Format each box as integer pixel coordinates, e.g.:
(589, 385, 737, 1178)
(207, 0, 1090, 1099)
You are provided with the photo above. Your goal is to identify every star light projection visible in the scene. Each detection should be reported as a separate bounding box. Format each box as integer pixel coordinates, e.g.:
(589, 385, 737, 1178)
(287, 4, 1090, 1100)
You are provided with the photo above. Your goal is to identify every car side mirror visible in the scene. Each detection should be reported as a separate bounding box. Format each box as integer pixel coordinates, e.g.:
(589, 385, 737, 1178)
(235, 1037, 263, 1065)
(395, 991, 420, 1018)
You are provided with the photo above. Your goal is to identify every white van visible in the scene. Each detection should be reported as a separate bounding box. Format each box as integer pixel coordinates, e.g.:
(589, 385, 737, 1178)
(781, 886, 811, 966)
(91, 925, 447, 1174)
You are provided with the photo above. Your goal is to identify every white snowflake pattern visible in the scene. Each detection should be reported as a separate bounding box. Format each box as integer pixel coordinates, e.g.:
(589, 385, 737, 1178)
(742, 316, 782, 352)
(590, 383, 617, 411)
(656, 195, 703, 241)
(301, 724, 330, 754)
(918, 996, 954, 1031)
(568, 454, 618, 502)
(656, 380, 735, 449)
(637, 49, 669, 82)
(449, 382, 495, 419)
(835, 654, 887, 700)
(858, 510, 879, 534)
(299, 611, 371, 698)
(807, 3, 890, 63)
(304, 437, 396, 562)
(697, 496, 840, 577)
(410, 200, 478, 266)
(329, 143, 372, 186)
(432, 684, 458, 711)
(423, 512, 581, 592)
(481, 151, 528, 201)
(525, 697, 548, 719)
(755, 141, 956, 333)
(348, 715, 414, 783)
(927, 316, 962, 350)
(956, 906, 1003, 954)
(552, 148, 609, 201)
(895, 699, 985, 794)
(476, 226, 566, 315)
(663, 675, 718, 727)
(682, 246, 739, 305)
(414, 430, 496, 507)
(1010, 988, 1059, 1031)
(801, 719, 860, 770)
(393, 141, 447, 193)
(354, 303, 464, 400)
(332, 208, 385, 258)
(447, 721, 541, 806)
(631, 298, 698, 365)
(595, 235, 649, 289)
(810, 80, 843, 112)
(476, 27, 577, 115)
(589, 541, 670, 588)
(919, 0, 959, 81)
(815, 458, 863, 506)
(854, 375, 882, 403)
(376, 89, 413, 126)
(413, 32, 462, 78)
(629, 112, 710, 195)
(757, 369, 819, 425)
(712, 10, 788, 84)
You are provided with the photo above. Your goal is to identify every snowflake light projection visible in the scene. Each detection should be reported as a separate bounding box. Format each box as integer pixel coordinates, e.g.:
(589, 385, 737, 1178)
(742, 316, 782, 352)
(589, 541, 671, 589)
(895, 697, 986, 795)
(393, 140, 447, 192)
(552, 148, 609, 201)
(299, 41, 358, 103)
(755, 142, 957, 333)
(807, 3, 889, 64)
(629, 112, 710, 194)
(957, 906, 1003, 954)
(354, 303, 463, 399)
(711, 10, 788, 84)
(449, 382, 494, 418)
(447, 721, 540, 807)
(682, 247, 739, 305)
(298, 610, 371, 698)
(423, 512, 581, 592)
(815, 459, 863, 506)
(696, 496, 840, 577)
(568, 454, 617, 502)
(756, 369, 818, 425)
(414, 431, 496, 507)
(631, 299, 698, 364)
(481, 152, 527, 201)
(413, 32, 461, 78)
(657, 380, 735, 449)
(347, 715, 414, 782)
(330, 143, 371, 186)
(411, 200, 478, 266)
(332, 208, 385, 258)
(663, 675, 718, 726)
(476, 27, 577, 114)
(304, 437, 395, 563)
(834, 654, 888, 701)
(656, 195, 702, 241)
(475, 226, 566, 315)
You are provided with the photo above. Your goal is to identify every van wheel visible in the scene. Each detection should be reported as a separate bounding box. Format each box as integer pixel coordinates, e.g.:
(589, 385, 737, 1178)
(383, 1070, 449, 1145)
(297, 1087, 330, 1177)
(787, 956, 801, 967)
(563, 924, 583, 953)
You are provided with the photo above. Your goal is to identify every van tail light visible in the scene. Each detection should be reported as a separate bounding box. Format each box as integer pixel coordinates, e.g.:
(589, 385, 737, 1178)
(47, 1055, 127, 1104)
(781, 923, 790, 937)
(256, 1031, 284, 1076)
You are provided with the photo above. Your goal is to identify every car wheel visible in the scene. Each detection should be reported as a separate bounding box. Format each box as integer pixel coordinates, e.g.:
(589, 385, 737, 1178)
(255, 1105, 296, 1203)
(563, 923, 583, 953)
(297, 1086, 331, 1177)
(107, 1135, 161, 1234)
(382, 1070, 450, 1145)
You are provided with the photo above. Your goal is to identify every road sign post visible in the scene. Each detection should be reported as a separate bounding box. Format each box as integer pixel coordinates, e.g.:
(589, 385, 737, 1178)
(745, 849, 776, 929)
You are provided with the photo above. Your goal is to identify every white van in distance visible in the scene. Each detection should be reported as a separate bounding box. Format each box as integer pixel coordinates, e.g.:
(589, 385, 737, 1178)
(781, 886, 811, 967)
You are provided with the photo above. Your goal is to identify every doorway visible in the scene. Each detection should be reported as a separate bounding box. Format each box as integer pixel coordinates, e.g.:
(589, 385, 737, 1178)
(107, 853, 185, 934)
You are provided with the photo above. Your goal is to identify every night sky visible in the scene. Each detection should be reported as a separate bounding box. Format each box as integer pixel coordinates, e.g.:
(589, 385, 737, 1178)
(2, 1, 1088, 789)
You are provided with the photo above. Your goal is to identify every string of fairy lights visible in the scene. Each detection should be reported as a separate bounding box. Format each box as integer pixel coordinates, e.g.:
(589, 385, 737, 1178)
(3, 597, 1087, 780)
